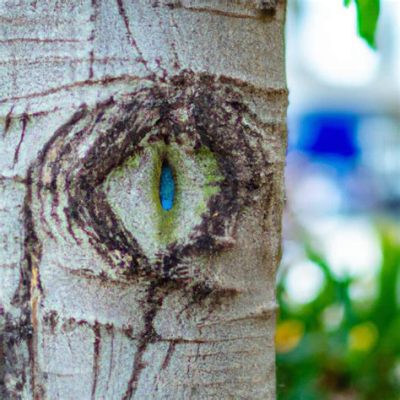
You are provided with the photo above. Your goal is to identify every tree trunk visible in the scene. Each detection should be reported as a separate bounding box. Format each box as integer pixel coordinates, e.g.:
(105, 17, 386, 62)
(0, 1, 287, 399)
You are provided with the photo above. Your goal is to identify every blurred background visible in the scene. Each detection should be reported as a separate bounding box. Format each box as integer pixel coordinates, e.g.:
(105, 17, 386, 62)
(276, 1, 400, 399)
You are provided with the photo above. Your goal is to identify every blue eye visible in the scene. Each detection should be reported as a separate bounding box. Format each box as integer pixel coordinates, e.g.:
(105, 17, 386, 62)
(159, 160, 175, 211)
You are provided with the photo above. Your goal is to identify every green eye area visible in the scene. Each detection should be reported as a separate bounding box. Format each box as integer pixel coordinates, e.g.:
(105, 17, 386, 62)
(103, 139, 223, 262)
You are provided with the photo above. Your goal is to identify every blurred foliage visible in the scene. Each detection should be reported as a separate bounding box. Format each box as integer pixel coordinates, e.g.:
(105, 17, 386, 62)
(276, 226, 400, 400)
(344, 0, 380, 48)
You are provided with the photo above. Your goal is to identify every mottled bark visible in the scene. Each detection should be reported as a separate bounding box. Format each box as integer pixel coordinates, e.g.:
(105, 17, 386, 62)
(0, 1, 287, 399)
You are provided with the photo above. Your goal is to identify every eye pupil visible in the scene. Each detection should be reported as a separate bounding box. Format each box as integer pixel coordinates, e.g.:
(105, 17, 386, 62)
(159, 160, 175, 211)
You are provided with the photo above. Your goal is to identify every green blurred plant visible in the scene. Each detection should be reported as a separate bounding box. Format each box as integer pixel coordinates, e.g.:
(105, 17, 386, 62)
(276, 226, 400, 400)
(344, 0, 380, 48)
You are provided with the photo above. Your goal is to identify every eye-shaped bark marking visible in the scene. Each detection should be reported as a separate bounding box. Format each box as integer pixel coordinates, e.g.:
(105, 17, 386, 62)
(29, 72, 273, 283)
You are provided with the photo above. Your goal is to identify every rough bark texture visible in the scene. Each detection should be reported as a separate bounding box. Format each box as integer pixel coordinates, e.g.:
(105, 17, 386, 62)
(0, 1, 287, 399)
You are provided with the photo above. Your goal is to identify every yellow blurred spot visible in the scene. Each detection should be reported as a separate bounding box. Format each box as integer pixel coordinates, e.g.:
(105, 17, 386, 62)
(348, 322, 378, 352)
(275, 320, 304, 353)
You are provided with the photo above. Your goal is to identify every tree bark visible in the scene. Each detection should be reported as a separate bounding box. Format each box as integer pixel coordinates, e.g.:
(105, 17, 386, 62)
(0, 1, 287, 399)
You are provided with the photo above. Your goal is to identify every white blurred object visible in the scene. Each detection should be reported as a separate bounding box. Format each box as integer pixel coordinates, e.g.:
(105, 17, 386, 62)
(285, 259, 325, 304)
(298, 0, 380, 86)
(286, 0, 399, 112)
(308, 217, 382, 278)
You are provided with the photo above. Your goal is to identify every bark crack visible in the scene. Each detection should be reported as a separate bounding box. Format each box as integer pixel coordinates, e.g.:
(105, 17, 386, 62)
(13, 113, 29, 166)
(122, 283, 165, 400)
(88, 0, 99, 79)
(91, 322, 101, 399)
(115, 0, 151, 73)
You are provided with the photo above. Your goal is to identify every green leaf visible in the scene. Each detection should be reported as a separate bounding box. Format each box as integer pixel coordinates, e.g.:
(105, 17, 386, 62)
(344, 0, 380, 47)
(354, 0, 380, 48)
(356, 0, 380, 48)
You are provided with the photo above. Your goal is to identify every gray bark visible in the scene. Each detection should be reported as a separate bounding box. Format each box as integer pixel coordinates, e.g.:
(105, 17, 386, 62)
(0, 1, 287, 399)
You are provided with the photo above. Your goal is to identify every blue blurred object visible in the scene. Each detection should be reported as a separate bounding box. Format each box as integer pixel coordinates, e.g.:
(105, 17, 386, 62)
(296, 111, 360, 171)
(159, 161, 175, 211)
